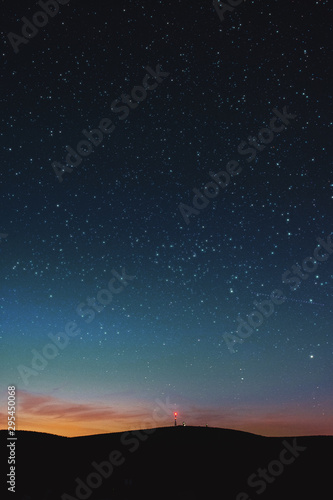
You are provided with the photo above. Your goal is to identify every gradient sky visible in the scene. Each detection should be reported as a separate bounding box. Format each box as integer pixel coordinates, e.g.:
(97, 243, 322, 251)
(0, 0, 332, 437)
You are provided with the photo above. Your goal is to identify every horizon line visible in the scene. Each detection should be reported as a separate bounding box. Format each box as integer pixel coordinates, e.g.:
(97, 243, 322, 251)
(2, 425, 333, 439)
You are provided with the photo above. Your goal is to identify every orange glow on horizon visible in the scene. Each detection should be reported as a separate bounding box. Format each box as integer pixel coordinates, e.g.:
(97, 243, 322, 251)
(3, 413, 332, 438)
(1, 390, 332, 438)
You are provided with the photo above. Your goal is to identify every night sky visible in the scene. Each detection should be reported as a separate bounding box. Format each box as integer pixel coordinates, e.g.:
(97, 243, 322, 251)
(1, 0, 332, 437)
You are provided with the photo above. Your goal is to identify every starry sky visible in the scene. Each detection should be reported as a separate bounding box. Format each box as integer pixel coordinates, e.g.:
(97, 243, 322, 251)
(0, 0, 332, 437)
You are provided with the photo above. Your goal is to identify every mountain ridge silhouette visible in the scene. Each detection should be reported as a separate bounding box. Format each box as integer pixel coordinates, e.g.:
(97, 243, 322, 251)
(1, 426, 332, 499)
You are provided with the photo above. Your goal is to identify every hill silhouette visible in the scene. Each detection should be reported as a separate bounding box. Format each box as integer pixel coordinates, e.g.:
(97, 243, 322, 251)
(1, 426, 332, 499)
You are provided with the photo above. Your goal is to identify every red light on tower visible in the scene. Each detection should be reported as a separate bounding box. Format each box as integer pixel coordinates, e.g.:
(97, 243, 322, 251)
(174, 412, 178, 426)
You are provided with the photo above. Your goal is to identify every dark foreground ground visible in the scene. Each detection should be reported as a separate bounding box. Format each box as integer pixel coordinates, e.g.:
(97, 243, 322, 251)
(1, 426, 332, 499)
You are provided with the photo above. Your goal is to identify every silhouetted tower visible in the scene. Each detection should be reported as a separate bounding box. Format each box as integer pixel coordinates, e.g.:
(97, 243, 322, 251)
(174, 412, 178, 426)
